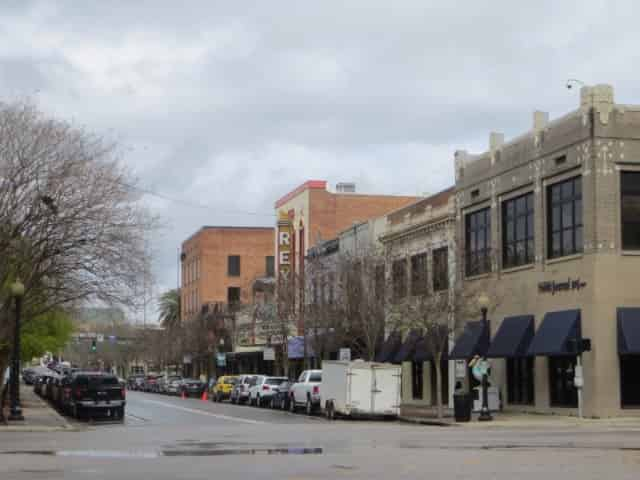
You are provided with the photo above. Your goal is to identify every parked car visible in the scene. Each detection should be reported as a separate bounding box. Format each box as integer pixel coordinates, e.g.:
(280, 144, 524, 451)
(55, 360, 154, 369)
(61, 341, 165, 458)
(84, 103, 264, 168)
(61, 372, 126, 420)
(143, 375, 158, 392)
(249, 376, 289, 407)
(45, 374, 61, 402)
(127, 374, 145, 391)
(22, 367, 38, 385)
(180, 378, 205, 398)
(230, 375, 256, 404)
(211, 376, 237, 402)
(289, 370, 322, 415)
(270, 380, 291, 410)
(33, 375, 47, 397)
(165, 376, 183, 395)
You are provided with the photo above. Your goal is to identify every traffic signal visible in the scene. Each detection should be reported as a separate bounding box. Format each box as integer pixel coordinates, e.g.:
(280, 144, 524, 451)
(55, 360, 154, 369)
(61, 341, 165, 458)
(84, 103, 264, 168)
(91, 338, 97, 353)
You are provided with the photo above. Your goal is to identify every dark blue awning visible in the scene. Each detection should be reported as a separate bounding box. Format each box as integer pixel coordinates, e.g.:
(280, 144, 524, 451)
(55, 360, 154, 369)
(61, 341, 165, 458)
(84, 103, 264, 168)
(527, 310, 581, 356)
(393, 330, 421, 363)
(618, 308, 640, 355)
(449, 321, 488, 360)
(375, 332, 402, 363)
(486, 315, 534, 358)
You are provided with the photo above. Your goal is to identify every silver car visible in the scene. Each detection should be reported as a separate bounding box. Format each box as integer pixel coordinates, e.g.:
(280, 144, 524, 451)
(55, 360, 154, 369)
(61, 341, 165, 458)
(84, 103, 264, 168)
(249, 376, 289, 407)
(230, 375, 257, 404)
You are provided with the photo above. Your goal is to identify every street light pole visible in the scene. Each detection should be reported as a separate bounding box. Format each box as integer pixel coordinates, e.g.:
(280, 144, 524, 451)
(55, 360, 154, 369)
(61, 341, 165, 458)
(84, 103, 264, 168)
(9, 279, 25, 421)
(477, 293, 493, 422)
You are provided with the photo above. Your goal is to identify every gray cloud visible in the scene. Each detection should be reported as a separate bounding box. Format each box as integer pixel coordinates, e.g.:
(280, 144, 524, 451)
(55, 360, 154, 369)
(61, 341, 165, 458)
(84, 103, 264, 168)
(2, 0, 638, 319)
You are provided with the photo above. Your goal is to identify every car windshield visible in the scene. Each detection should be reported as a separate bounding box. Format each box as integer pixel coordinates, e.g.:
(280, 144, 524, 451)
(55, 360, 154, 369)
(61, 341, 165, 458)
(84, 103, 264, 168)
(266, 378, 288, 385)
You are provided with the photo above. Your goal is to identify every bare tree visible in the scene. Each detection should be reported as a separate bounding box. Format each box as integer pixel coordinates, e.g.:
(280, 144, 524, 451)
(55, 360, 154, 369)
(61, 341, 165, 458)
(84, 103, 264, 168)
(387, 246, 501, 419)
(0, 100, 157, 386)
(255, 272, 299, 376)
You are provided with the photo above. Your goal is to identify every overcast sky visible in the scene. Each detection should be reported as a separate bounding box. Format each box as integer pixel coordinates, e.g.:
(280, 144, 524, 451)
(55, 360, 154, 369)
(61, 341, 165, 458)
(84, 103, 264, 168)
(2, 1, 638, 322)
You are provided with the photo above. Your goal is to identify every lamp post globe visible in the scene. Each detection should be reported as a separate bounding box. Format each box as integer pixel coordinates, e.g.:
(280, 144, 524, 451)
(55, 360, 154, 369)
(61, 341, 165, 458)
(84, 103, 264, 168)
(8, 278, 25, 421)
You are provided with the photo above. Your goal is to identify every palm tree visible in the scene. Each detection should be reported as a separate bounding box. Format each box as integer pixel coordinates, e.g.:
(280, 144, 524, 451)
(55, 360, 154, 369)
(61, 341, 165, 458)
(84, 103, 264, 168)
(158, 288, 181, 331)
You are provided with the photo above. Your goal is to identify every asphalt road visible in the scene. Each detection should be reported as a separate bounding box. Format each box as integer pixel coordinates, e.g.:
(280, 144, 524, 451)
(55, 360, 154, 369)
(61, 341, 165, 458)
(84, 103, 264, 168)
(1, 391, 640, 479)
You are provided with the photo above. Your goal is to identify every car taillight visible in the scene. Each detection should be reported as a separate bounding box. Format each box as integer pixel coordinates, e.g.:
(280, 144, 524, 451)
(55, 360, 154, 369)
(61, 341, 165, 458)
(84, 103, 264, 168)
(262, 385, 270, 391)
(312, 386, 319, 395)
(121, 387, 126, 399)
(74, 388, 86, 399)
(63, 387, 72, 399)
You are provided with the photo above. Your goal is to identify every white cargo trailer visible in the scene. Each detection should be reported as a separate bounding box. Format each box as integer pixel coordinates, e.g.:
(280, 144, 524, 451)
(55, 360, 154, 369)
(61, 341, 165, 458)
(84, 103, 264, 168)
(321, 360, 402, 419)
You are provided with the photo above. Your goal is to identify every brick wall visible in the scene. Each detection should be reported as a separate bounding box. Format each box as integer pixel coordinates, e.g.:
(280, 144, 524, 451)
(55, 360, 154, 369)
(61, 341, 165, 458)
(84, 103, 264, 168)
(181, 227, 274, 322)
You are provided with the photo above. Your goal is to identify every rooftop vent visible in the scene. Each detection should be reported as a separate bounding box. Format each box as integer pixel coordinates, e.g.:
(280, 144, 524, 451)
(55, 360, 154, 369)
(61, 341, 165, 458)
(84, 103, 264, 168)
(336, 182, 356, 193)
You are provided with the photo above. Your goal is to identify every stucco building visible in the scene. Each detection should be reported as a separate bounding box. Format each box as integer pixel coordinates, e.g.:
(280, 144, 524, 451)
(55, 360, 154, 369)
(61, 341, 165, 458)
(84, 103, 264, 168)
(453, 84, 640, 417)
(378, 188, 457, 415)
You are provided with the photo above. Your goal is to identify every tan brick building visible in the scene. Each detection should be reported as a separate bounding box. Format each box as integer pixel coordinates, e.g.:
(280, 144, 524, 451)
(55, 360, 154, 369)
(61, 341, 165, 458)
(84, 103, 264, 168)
(453, 84, 640, 417)
(274, 180, 420, 276)
(180, 226, 275, 322)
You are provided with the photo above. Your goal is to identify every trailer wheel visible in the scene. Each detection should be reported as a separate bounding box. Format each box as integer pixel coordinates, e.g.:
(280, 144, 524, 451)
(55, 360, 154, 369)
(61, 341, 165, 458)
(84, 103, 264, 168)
(325, 401, 335, 421)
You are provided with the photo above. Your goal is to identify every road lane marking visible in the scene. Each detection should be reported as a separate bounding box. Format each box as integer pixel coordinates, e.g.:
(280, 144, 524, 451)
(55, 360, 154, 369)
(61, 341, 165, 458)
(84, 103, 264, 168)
(134, 397, 267, 425)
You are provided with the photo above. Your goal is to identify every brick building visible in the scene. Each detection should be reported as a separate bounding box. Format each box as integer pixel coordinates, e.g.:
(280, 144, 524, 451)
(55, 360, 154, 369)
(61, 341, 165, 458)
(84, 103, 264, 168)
(274, 180, 420, 276)
(180, 226, 275, 322)
(453, 84, 640, 417)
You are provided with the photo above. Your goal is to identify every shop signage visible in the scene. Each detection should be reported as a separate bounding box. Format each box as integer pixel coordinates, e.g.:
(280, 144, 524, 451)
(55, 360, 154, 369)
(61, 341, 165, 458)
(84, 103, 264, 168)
(263, 348, 275, 361)
(183, 354, 192, 364)
(454, 360, 467, 379)
(538, 278, 587, 295)
(339, 348, 351, 361)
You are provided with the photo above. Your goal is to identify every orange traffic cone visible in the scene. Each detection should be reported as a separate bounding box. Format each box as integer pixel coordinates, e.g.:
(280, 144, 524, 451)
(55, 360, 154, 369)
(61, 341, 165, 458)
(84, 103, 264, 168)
(181, 390, 186, 400)
(201, 390, 208, 401)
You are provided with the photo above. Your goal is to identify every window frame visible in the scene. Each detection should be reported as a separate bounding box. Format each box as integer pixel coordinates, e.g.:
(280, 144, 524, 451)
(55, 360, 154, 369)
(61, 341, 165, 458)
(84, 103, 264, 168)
(621, 171, 640, 251)
(506, 357, 535, 405)
(392, 258, 407, 300)
(265, 256, 275, 277)
(227, 286, 241, 305)
(228, 255, 241, 277)
(620, 354, 640, 408)
(547, 176, 583, 259)
(502, 192, 535, 269)
(411, 361, 423, 400)
(410, 252, 428, 296)
(465, 207, 491, 276)
(432, 247, 449, 291)
(548, 356, 578, 408)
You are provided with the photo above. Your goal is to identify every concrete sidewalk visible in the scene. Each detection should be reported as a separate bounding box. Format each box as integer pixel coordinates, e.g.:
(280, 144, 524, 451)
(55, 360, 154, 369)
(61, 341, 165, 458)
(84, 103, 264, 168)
(401, 410, 640, 429)
(0, 384, 72, 432)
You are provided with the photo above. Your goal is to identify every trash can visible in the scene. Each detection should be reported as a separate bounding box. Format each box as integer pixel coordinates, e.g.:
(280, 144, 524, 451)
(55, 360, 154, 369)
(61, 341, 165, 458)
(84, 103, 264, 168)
(453, 393, 472, 422)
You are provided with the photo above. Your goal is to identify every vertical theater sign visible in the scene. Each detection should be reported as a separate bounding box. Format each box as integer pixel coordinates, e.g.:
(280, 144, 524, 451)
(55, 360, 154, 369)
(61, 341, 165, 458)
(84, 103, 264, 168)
(277, 211, 292, 274)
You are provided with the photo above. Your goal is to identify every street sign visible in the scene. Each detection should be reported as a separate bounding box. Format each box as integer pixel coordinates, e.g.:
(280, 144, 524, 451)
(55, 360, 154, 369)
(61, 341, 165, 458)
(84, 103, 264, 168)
(339, 348, 351, 361)
(96, 334, 104, 343)
(263, 348, 275, 361)
(472, 359, 490, 382)
(216, 353, 226, 367)
(455, 360, 467, 379)
(183, 354, 192, 364)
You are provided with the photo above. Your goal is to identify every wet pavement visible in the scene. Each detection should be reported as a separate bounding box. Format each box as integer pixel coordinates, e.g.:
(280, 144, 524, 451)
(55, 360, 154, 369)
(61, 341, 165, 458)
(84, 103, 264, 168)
(1, 391, 640, 479)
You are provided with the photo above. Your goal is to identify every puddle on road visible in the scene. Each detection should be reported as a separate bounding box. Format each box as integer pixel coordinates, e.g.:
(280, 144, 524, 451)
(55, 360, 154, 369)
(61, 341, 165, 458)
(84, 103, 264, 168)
(0, 446, 323, 459)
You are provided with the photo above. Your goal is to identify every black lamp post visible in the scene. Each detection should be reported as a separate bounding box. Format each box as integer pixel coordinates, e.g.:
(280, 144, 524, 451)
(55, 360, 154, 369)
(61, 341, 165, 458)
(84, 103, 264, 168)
(477, 293, 493, 422)
(8, 278, 25, 421)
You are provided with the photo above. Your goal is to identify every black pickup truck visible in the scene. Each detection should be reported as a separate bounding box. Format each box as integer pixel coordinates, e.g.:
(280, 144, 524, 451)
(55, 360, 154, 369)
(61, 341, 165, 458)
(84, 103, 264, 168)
(61, 372, 126, 420)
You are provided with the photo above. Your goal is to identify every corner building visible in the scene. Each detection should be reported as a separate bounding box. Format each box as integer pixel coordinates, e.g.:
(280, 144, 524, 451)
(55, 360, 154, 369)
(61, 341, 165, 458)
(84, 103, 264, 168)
(454, 85, 640, 417)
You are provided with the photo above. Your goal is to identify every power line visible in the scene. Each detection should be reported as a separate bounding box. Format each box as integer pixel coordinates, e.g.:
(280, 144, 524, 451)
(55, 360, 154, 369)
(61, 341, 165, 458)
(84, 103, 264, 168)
(121, 181, 276, 218)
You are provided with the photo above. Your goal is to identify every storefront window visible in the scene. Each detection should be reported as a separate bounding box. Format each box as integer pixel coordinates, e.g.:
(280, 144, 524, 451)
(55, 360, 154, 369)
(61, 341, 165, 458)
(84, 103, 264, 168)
(620, 355, 640, 408)
(507, 357, 534, 405)
(547, 177, 583, 259)
(465, 208, 491, 276)
(392, 259, 407, 300)
(411, 361, 423, 400)
(502, 192, 534, 268)
(410, 253, 428, 295)
(548, 356, 578, 407)
(621, 172, 640, 250)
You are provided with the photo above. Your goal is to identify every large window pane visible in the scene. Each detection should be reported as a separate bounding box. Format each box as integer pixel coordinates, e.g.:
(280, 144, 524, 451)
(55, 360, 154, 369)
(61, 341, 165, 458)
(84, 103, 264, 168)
(466, 207, 491, 275)
(622, 172, 640, 250)
(502, 193, 534, 269)
(547, 177, 582, 258)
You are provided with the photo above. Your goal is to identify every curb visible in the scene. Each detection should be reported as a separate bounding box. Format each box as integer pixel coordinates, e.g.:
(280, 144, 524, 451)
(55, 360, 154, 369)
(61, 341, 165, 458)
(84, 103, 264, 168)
(398, 416, 458, 427)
